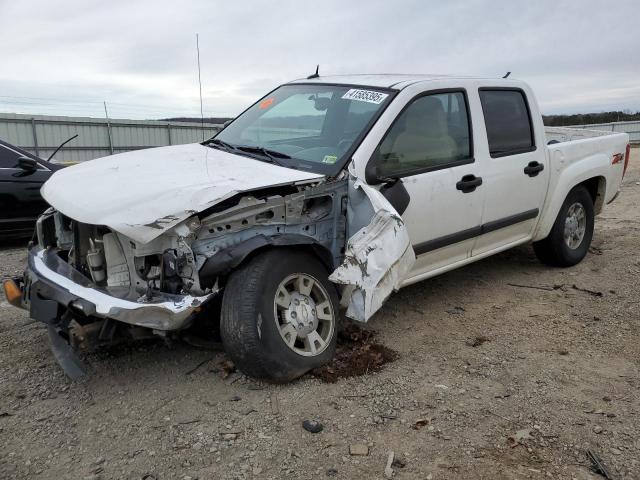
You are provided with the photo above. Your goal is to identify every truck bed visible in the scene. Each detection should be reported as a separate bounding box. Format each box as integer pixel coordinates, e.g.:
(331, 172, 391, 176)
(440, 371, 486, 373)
(545, 126, 622, 143)
(537, 127, 629, 233)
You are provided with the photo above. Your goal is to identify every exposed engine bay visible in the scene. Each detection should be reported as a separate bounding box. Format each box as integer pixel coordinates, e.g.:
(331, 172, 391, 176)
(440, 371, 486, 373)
(36, 179, 350, 305)
(25, 167, 413, 382)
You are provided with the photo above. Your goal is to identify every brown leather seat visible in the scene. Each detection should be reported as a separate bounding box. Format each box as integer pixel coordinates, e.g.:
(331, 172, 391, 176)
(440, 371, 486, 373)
(391, 96, 457, 167)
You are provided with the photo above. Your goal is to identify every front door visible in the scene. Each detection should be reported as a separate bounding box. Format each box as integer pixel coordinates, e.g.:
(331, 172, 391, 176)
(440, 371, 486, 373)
(366, 89, 485, 282)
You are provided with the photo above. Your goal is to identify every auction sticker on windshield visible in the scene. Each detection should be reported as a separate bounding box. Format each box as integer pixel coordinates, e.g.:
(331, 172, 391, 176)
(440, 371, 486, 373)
(342, 89, 389, 104)
(259, 98, 275, 109)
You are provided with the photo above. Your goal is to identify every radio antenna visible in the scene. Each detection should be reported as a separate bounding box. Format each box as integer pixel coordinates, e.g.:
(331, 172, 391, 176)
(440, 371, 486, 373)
(307, 65, 320, 79)
(196, 33, 205, 141)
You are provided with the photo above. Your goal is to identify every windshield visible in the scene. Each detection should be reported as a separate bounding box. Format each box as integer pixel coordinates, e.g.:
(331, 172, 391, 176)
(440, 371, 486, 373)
(210, 84, 395, 175)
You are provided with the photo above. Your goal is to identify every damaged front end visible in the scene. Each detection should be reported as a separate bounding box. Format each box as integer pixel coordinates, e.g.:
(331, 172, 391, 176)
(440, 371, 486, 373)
(17, 179, 347, 373)
(21, 209, 214, 378)
(14, 172, 415, 379)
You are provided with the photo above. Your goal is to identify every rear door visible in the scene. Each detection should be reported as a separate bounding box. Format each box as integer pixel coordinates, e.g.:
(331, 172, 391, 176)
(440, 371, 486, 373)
(366, 89, 485, 279)
(472, 88, 549, 255)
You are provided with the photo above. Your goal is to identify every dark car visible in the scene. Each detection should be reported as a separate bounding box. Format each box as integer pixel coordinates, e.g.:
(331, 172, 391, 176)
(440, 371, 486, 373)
(0, 139, 64, 239)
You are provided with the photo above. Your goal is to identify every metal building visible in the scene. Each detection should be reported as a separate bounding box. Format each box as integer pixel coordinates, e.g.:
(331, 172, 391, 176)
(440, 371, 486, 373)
(0, 113, 222, 163)
(2, 112, 636, 165)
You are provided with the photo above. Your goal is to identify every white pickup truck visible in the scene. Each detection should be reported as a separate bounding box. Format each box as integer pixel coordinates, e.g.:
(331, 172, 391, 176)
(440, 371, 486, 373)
(5, 74, 631, 382)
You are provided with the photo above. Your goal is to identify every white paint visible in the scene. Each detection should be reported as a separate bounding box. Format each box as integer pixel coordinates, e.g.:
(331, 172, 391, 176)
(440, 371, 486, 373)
(347, 76, 629, 284)
(289, 73, 484, 90)
(329, 180, 415, 322)
(532, 132, 627, 240)
(41, 143, 323, 244)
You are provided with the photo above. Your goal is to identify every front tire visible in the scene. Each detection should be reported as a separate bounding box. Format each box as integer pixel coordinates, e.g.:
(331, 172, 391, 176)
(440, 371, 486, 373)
(533, 185, 594, 267)
(220, 249, 339, 383)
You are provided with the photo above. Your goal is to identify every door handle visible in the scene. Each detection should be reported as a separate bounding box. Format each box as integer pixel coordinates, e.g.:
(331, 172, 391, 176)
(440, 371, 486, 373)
(456, 174, 483, 193)
(524, 161, 544, 177)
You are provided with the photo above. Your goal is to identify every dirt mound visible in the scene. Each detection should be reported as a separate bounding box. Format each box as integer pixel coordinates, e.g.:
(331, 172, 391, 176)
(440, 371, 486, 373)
(311, 324, 398, 383)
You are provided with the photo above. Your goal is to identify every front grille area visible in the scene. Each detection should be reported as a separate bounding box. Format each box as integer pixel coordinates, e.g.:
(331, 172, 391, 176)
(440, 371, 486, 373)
(35, 211, 57, 248)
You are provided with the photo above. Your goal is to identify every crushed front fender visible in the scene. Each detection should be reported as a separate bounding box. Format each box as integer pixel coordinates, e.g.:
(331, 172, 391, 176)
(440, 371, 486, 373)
(329, 180, 415, 322)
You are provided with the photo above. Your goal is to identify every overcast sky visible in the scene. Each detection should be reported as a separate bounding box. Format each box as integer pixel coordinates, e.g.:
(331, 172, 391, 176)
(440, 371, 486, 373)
(1, 0, 638, 119)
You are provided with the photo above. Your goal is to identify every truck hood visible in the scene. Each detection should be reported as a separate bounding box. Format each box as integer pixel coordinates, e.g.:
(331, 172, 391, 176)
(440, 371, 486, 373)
(41, 143, 324, 244)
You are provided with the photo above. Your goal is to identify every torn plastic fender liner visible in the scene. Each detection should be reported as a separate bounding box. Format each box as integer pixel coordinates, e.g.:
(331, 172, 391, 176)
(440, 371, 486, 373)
(329, 180, 415, 322)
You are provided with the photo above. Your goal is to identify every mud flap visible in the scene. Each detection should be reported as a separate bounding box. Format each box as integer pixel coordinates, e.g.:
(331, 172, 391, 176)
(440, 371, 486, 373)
(329, 179, 415, 322)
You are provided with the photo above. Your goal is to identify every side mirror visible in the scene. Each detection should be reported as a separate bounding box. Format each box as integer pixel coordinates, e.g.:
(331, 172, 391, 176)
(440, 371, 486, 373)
(379, 178, 410, 215)
(17, 156, 38, 171)
(364, 148, 388, 185)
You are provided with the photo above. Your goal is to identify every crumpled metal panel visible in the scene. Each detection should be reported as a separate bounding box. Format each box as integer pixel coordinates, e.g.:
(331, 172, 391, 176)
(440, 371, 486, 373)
(29, 248, 212, 331)
(41, 143, 323, 244)
(329, 180, 415, 322)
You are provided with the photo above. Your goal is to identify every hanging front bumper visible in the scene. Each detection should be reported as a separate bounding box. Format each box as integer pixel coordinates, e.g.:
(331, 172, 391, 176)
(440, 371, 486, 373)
(22, 247, 212, 331)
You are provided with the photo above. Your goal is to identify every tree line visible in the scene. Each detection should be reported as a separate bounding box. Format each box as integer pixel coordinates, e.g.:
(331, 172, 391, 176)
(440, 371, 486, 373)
(543, 110, 640, 126)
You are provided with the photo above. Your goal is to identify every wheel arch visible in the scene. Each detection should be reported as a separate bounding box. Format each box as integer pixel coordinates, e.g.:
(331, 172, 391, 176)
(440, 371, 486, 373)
(532, 181, 595, 267)
(199, 234, 336, 289)
(581, 176, 606, 215)
(236, 242, 335, 276)
(534, 163, 608, 243)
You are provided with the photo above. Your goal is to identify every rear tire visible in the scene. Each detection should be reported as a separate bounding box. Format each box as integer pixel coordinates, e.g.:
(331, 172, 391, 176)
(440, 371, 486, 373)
(533, 185, 594, 267)
(220, 249, 339, 383)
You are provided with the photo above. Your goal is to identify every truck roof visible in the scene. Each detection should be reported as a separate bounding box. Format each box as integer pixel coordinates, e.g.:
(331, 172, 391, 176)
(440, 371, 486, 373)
(287, 73, 511, 90)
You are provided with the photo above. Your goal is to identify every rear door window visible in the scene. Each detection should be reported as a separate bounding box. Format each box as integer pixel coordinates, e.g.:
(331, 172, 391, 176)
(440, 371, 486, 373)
(479, 89, 535, 157)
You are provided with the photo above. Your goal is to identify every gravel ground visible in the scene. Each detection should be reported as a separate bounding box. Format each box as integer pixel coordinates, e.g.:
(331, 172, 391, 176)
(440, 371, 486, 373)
(1, 150, 639, 480)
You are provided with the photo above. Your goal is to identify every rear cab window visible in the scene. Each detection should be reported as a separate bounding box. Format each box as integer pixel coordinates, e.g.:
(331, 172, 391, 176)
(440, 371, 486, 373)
(479, 89, 535, 157)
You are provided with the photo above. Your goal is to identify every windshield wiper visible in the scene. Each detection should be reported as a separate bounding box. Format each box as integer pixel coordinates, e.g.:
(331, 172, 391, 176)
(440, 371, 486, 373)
(236, 145, 291, 166)
(206, 138, 238, 152)
(206, 140, 291, 167)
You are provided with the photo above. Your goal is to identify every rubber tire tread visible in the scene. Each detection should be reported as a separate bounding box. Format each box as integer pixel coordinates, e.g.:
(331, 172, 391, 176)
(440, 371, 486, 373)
(533, 185, 594, 267)
(220, 249, 338, 383)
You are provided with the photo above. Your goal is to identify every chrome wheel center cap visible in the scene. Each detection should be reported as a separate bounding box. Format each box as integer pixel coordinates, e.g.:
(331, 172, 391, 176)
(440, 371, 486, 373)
(563, 202, 586, 250)
(285, 292, 318, 336)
